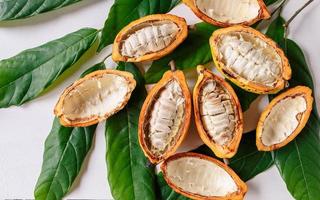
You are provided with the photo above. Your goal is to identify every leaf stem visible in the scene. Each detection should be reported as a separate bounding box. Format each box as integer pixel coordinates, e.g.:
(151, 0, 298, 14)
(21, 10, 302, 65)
(271, 0, 288, 16)
(283, 0, 314, 53)
(169, 60, 177, 71)
(101, 53, 112, 63)
(284, 0, 314, 28)
(223, 158, 230, 165)
(188, 24, 196, 30)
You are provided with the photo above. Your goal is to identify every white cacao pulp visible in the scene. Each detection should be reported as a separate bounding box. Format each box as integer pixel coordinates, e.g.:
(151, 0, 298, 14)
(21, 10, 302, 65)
(148, 80, 185, 155)
(261, 96, 307, 146)
(61, 74, 131, 121)
(166, 157, 238, 196)
(121, 21, 180, 58)
(200, 80, 237, 145)
(217, 32, 282, 87)
(195, 0, 260, 24)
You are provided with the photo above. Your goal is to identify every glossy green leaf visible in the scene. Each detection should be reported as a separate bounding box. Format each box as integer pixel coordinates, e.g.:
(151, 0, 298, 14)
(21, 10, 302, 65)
(34, 62, 105, 200)
(80, 61, 106, 78)
(283, 40, 314, 89)
(264, 0, 280, 6)
(0, 28, 98, 108)
(275, 111, 320, 200)
(266, 16, 285, 43)
(34, 118, 97, 200)
(267, 16, 320, 200)
(156, 173, 190, 200)
(228, 81, 258, 112)
(193, 131, 274, 181)
(98, 0, 180, 51)
(0, 0, 82, 21)
(145, 22, 218, 84)
(105, 62, 156, 200)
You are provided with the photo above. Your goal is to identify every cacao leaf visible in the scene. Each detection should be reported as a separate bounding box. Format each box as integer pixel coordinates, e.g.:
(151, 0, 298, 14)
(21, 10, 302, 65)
(193, 130, 274, 182)
(264, 0, 280, 6)
(105, 62, 156, 200)
(156, 173, 190, 200)
(283, 40, 314, 89)
(34, 62, 106, 200)
(80, 61, 106, 78)
(266, 16, 285, 43)
(98, 0, 180, 51)
(267, 16, 320, 200)
(0, 0, 82, 21)
(0, 28, 98, 108)
(144, 22, 218, 84)
(34, 118, 97, 200)
(228, 81, 259, 112)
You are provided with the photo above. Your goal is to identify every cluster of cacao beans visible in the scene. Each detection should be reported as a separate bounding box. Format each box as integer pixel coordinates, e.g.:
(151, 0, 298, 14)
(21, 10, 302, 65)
(53, 0, 314, 199)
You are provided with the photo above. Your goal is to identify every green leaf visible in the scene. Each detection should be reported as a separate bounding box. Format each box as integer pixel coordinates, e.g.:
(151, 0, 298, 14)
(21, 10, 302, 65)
(156, 173, 190, 200)
(267, 16, 320, 200)
(284, 40, 314, 89)
(34, 62, 105, 200)
(0, 28, 98, 108)
(264, 0, 280, 6)
(145, 22, 219, 84)
(105, 62, 156, 200)
(80, 61, 106, 78)
(275, 112, 320, 200)
(34, 118, 97, 200)
(98, 0, 180, 51)
(229, 133, 274, 181)
(193, 131, 274, 182)
(0, 0, 82, 21)
(228, 81, 258, 112)
(266, 16, 285, 43)
(274, 39, 320, 200)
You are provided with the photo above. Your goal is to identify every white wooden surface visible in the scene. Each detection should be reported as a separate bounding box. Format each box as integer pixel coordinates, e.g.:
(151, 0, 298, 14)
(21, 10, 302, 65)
(0, 0, 319, 199)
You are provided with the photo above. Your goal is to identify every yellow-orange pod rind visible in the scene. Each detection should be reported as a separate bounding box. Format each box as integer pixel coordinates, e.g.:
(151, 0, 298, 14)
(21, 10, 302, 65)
(112, 14, 188, 62)
(138, 69, 192, 164)
(182, 0, 270, 27)
(161, 152, 248, 200)
(210, 25, 291, 94)
(54, 70, 136, 127)
(256, 86, 313, 151)
(193, 66, 243, 158)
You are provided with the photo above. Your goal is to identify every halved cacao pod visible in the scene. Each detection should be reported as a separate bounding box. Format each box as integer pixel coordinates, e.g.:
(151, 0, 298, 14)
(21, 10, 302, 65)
(138, 66, 191, 164)
(161, 152, 247, 200)
(183, 0, 270, 27)
(54, 70, 136, 127)
(256, 86, 313, 151)
(193, 66, 243, 158)
(112, 14, 188, 62)
(210, 25, 291, 94)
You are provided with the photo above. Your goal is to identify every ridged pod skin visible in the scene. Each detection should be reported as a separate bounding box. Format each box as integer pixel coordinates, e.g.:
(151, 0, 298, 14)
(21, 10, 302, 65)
(256, 86, 313, 151)
(193, 66, 243, 158)
(182, 0, 270, 27)
(54, 70, 136, 127)
(138, 68, 191, 164)
(210, 25, 291, 94)
(161, 152, 248, 200)
(112, 14, 188, 62)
